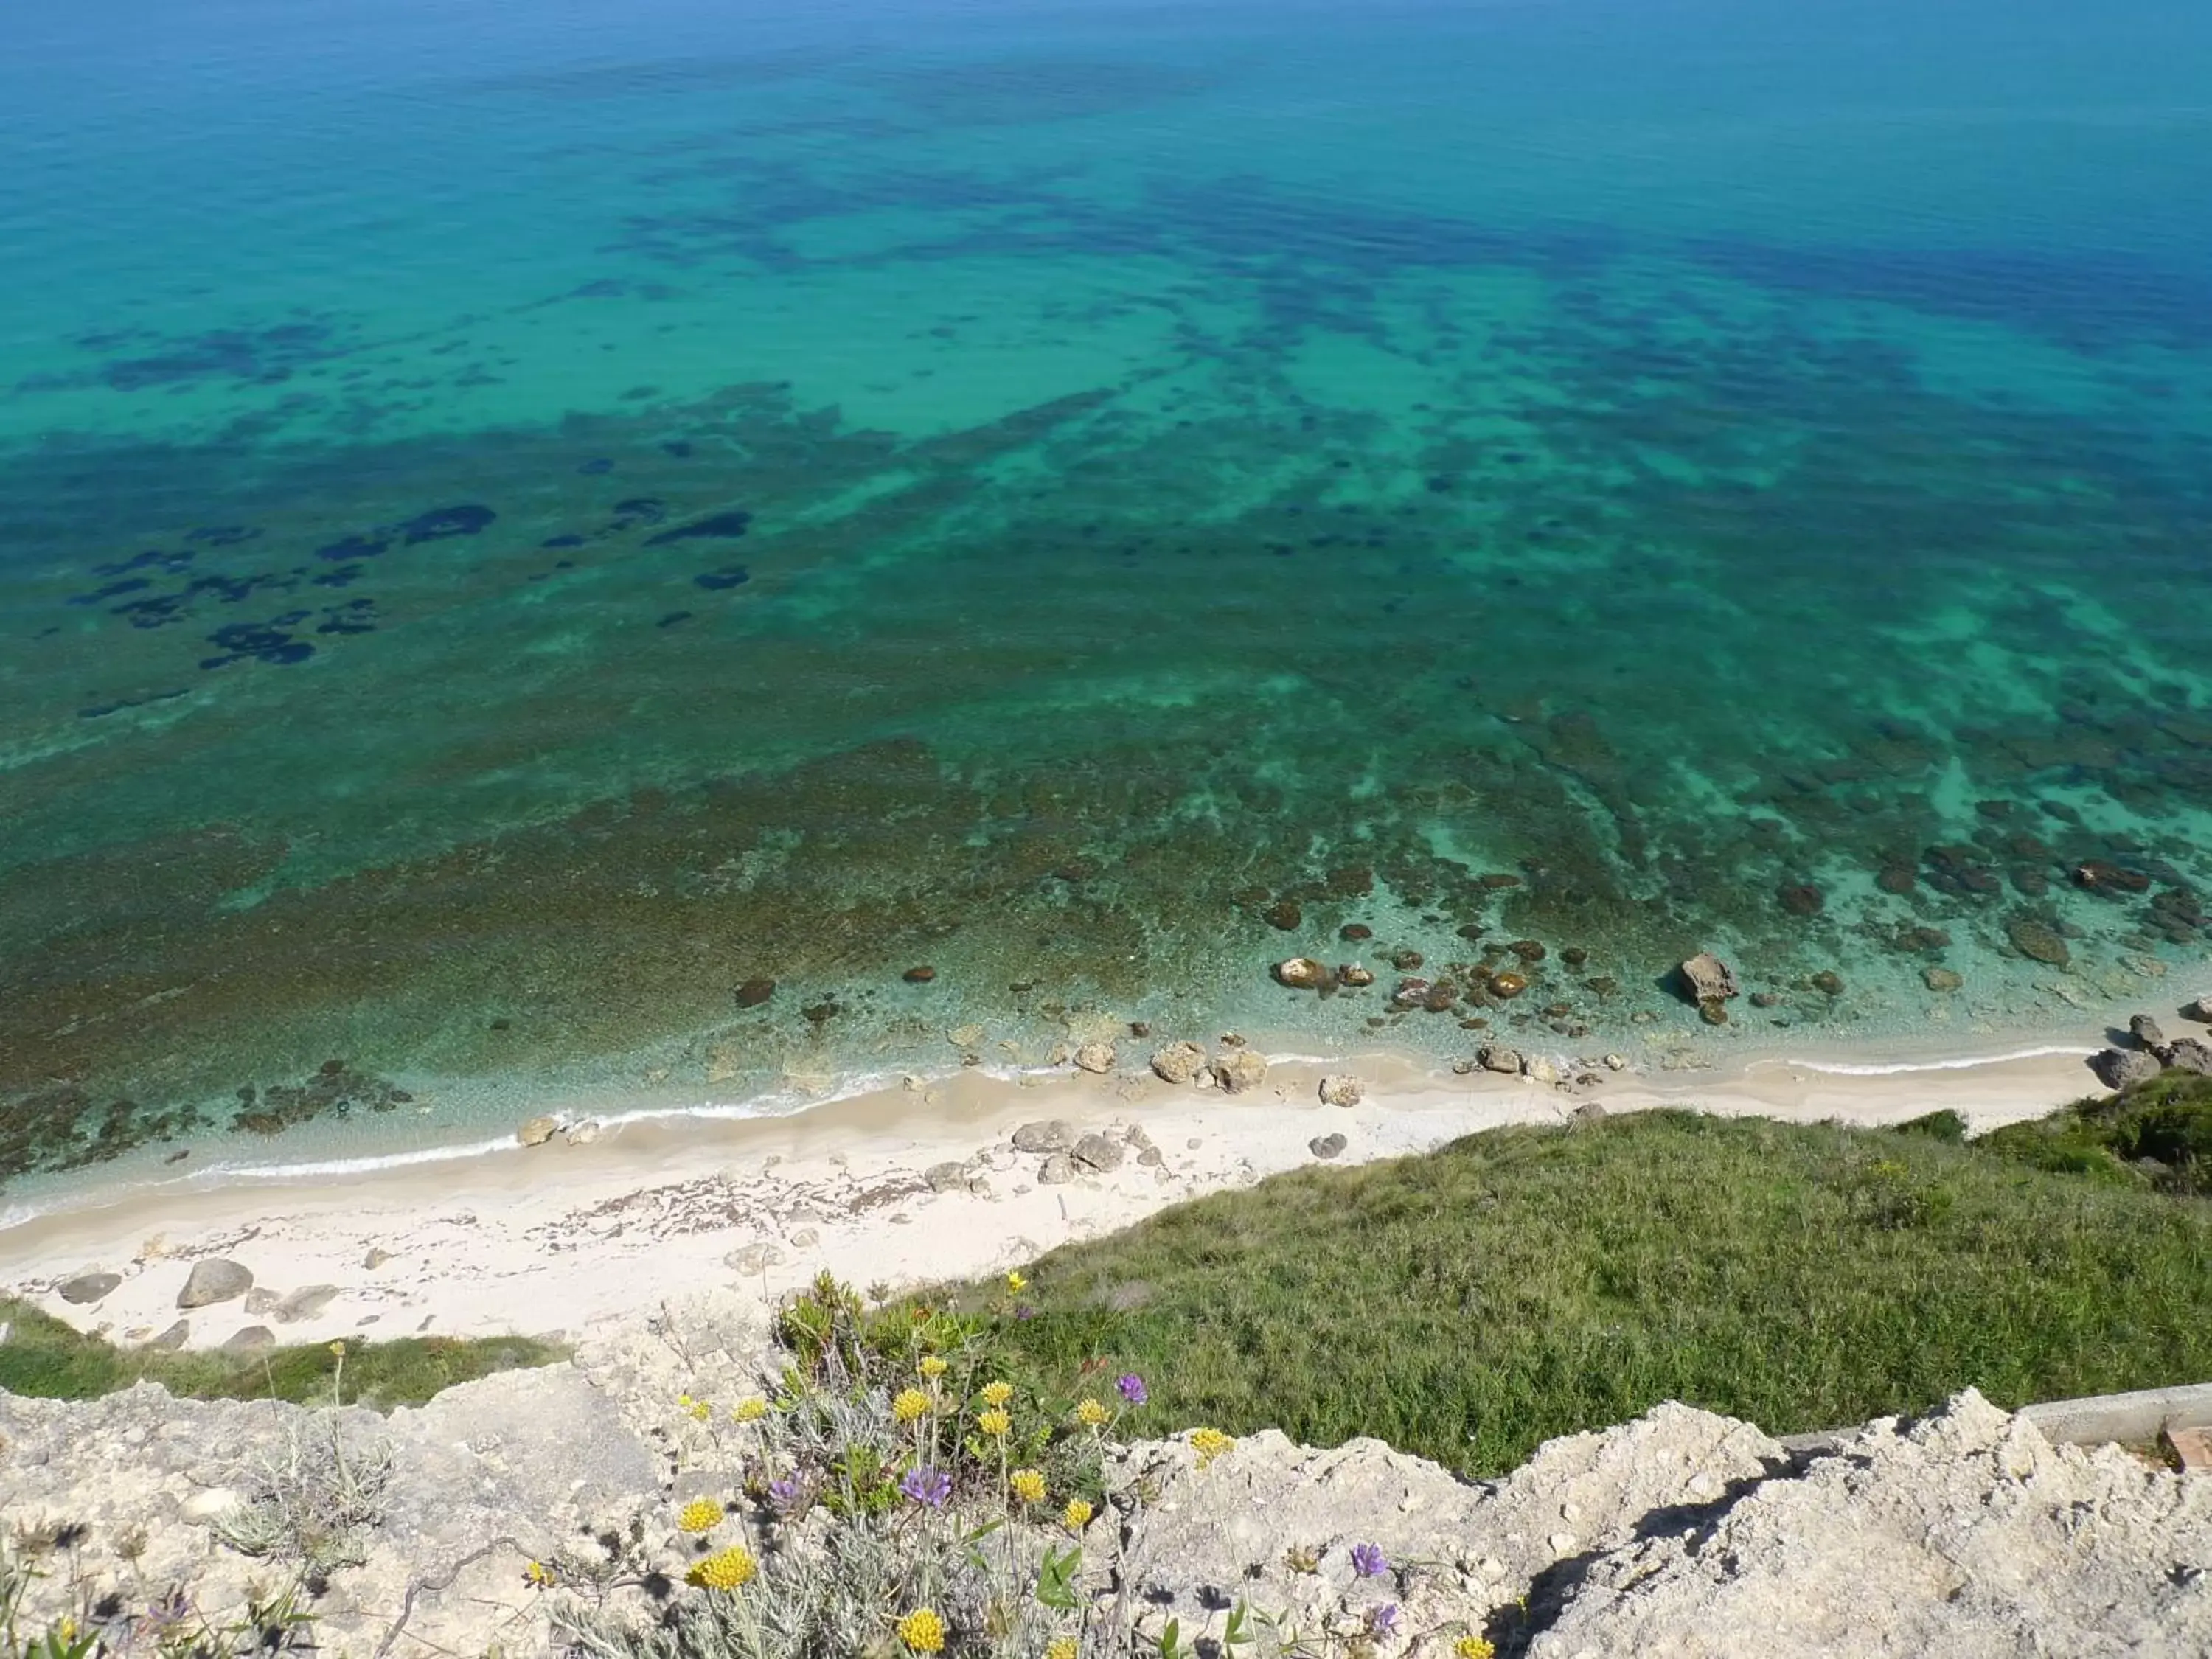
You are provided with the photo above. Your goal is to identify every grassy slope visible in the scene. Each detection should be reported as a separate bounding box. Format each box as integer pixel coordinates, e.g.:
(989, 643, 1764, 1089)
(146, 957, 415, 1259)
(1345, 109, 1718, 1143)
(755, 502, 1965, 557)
(954, 1107, 2212, 1476)
(0, 1298, 562, 1409)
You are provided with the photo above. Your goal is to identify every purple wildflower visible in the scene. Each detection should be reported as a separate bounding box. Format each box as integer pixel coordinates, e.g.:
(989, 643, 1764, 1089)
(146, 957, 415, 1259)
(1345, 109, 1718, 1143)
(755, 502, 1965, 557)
(1350, 1542, 1388, 1579)
(899, 1466, 953, 1509)
(1366, 1604, 1399, 1639)
(767, 1476, 804, 1512)
(1116, 1373, 1148, 1406)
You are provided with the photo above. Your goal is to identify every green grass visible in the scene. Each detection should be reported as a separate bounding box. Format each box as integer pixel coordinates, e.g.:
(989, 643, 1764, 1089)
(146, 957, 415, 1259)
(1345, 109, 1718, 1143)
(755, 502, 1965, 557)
(939, 1107, 2212, 1477)
(0, 1298, 563, 1409)
(1979, 1069, 2212, 1194)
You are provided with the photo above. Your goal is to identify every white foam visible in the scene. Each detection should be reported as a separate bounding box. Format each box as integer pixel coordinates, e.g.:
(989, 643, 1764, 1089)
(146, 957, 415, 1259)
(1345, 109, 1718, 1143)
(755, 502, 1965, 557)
(1770, 1044, 2097, 1077)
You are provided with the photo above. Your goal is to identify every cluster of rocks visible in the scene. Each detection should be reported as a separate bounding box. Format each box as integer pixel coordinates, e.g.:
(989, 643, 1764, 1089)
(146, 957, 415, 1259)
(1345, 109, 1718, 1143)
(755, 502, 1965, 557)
(515, 1114, 602, 1147)
(2090, 1001, 2212, 1090)
(1141, 1039, 1270, 1094)
(1004, 1117, 1166, 1186)
(55, 1256, 344, 1354)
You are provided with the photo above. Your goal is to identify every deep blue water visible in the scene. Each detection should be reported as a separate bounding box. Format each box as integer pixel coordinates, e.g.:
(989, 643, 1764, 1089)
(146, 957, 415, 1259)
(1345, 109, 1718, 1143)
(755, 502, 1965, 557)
(5, 0, 2212, 1183)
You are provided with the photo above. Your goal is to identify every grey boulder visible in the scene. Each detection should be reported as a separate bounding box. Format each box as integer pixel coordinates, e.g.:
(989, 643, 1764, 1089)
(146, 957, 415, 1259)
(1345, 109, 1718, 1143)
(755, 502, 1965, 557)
(177, 1259, 253, 1310)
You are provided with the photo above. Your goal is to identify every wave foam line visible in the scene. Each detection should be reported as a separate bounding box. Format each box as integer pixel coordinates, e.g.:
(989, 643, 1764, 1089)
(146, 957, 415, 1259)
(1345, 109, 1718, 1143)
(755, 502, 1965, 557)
(1774, 1044, 2097, 1077)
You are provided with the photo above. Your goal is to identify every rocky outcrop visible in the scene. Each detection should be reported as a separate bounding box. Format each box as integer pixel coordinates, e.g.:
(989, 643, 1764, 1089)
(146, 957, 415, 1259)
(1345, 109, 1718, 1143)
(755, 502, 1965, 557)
(2, 1307, 2206, 1659)
(2093, 1047, 2163, 1091)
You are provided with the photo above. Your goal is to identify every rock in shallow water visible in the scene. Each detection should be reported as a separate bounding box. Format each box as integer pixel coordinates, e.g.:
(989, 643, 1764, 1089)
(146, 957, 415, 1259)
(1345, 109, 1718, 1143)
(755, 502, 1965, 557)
(1073, 1042, 1118, 1074)
(2006, 916, 2071, 967)
(1150, 1041, 1208, 1085)
(1679, 952, 1739, 1004)
(1209, 1050, 1268, 1094)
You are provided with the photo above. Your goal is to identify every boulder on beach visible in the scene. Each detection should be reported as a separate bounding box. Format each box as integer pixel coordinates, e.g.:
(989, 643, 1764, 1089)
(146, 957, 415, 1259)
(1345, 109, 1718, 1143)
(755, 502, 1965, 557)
(1308, 1133, 1348, 1160)
(1037, 1152, 1078, 1185)
(1011, 1119, 1074, 1153)
(145, 1320, 190, 1351)
(924, 1161, 973, 1194)
(2184, 995, 2212, 1024)
(1071, 1133, 1126, 1173)
(1479, 1046, 1522, 1074)
(222, 1326, 276, 1352)
(1209, 1050, 1268, 1094)
(58, 1270, 121, 1305)
(1073, 1042, 1118, 1074)
(516, 1114, 560, 1147)
(2129, 1014, 2168, 1050)
(2166, 1037, 2212, 1076)
(271, 1285, 339, 1324)
(2092, 1048, 2163, 1091)
(178, 1259, 252, 1310)
(1318, 1074, 1364, 1107)
(1150, 1042, 1208, 1085)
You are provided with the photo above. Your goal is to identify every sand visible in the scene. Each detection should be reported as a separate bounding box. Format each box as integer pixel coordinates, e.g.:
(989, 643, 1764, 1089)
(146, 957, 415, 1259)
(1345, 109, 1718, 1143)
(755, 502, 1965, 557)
(0, 1035, 2106, 1353)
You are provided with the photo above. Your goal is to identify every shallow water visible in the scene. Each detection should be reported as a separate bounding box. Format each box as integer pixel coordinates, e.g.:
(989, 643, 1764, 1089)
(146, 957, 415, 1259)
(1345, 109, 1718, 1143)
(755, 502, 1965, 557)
(5, 0, 2212, 1186)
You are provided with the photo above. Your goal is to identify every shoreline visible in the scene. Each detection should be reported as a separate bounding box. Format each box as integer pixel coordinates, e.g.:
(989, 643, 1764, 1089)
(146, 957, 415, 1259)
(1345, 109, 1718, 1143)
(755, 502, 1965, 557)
(0, 1027, 2114, 1354)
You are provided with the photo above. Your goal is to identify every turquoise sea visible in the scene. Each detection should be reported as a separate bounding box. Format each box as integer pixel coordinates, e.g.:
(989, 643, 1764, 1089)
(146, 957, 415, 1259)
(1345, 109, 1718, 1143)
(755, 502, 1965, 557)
(6, 0, 2212, 1189)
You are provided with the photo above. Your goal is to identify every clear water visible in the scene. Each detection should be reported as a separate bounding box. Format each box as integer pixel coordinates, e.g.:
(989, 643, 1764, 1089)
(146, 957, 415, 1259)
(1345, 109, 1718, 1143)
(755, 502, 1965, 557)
(6, 0, 2212, 1186)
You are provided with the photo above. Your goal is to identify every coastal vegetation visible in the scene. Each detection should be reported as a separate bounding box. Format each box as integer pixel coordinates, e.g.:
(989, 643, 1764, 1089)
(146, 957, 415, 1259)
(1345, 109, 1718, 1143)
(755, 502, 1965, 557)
(931, 1097, 2212, 1475)
(0, 1301, 560, 1408)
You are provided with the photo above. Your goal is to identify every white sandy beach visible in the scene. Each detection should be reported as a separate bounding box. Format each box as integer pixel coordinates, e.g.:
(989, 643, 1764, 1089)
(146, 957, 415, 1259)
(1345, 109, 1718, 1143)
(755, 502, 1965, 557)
(0, 1031, 2115, 1355)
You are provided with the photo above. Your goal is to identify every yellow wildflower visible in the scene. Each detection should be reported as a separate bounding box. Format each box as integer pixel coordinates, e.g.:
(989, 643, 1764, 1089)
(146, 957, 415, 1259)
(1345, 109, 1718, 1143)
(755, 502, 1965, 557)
(688, 1399, 711, 1422)
(1062, 1498, 1094, 1532)
(897, 1607, 947, 1654)
(687, 1546, 757, 1592)
(1191, 1427, 1236, 1469)
(327, 1341, 346, 1359)
(1075, 1397, 1110, 1428)
(977, 1407, 1011, 1438)
(1454, 1640, 1496, 1659)
(524, 1560, 558, 1589)
(918, 1355, 949, 1380)
(1009, 1467, 1047, 1504)
(893, 1388, 932, 1425)
(980, 1380, 1014, 1408)
(1045, 1638, 1079, 1659)
(676, 1498, 724, 1534)
(730, 1396, 768, 1423)
(1005, 1271, 1028, 1293)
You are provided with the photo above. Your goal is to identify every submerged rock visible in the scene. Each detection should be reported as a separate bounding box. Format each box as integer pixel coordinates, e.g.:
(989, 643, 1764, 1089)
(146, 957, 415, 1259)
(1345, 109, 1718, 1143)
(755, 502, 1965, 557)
(1338, 964, 1376, 988)
(2006, 917, 2070, 968)
(734, 977, 776, 1008)
(1922, 967, 1964, 993)
(1273, 957, 1331, 990)
(1487, 970, 1529, 1000)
